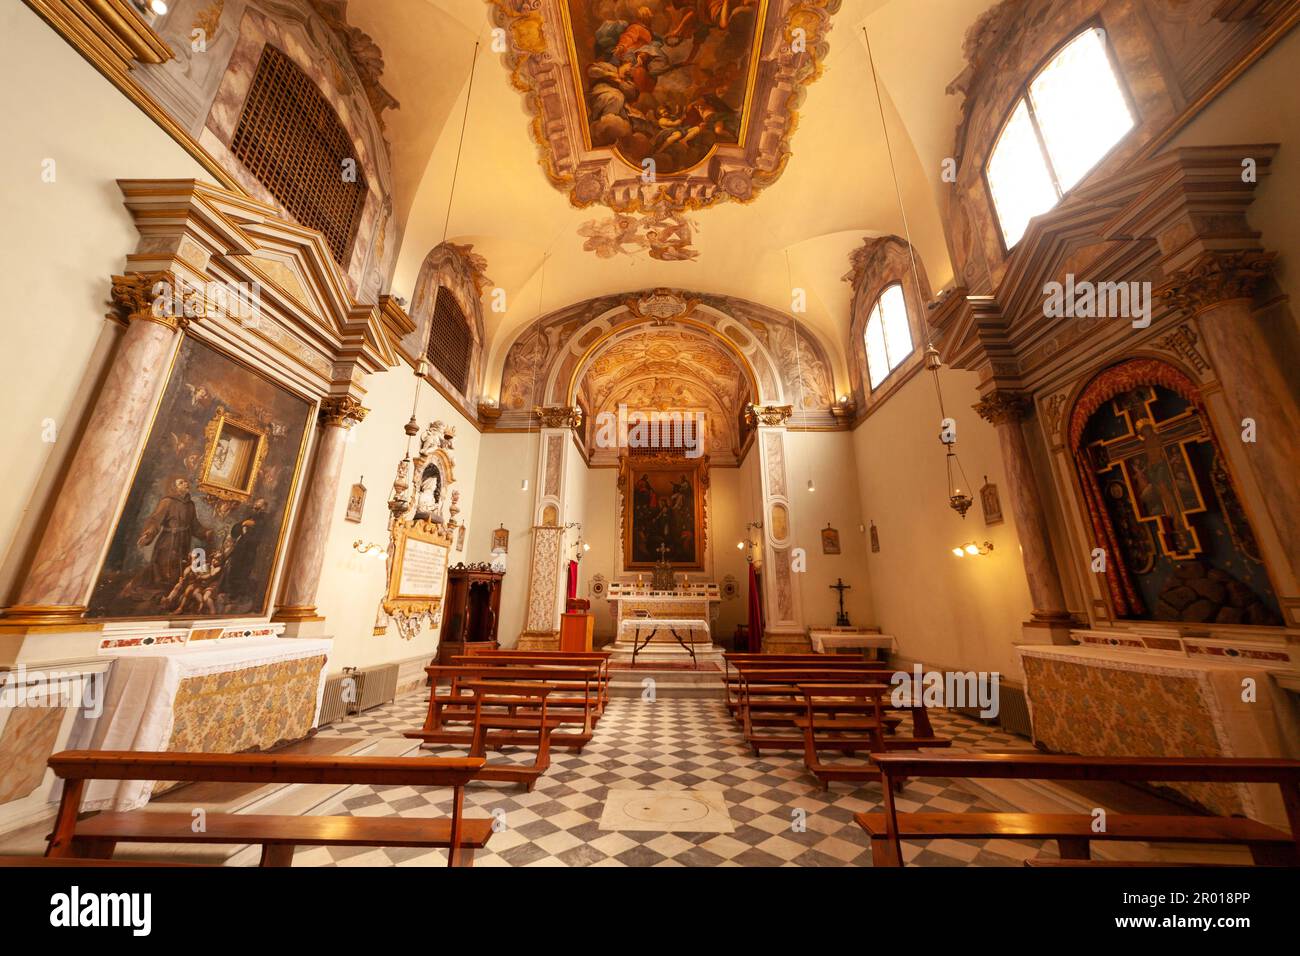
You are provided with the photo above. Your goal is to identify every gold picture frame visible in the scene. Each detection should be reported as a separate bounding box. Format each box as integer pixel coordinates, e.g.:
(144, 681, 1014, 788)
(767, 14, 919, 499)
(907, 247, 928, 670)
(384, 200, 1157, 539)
(382, 519, 453, 618)
(198, 408, 268, 501)
(619, 454, 709, 571)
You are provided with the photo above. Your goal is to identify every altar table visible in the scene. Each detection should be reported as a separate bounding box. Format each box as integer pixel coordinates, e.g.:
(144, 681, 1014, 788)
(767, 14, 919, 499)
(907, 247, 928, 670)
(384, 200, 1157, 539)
(1017, 643, 1300, 828)
(84, 636, 332, 810)
(618, 618, 710, 668)
(808, 630, 895, 659)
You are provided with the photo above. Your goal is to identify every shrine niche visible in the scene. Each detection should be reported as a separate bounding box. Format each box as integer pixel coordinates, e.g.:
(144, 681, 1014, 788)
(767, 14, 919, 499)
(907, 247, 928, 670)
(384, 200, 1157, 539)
(1069, 359, 1281, 626)
(489, 0, 840, 214)
(87, 337, 312, 620)
(619, 454, 709, 571)
(377, 420, 460, 640)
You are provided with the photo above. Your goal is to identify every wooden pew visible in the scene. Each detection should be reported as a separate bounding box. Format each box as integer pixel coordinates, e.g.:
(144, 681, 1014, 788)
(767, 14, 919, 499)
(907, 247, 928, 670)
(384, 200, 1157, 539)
(724, 657, 893, 718)
(855, 753, 1300, 867)
(419, 663, 600, 746)
(734, 668, 901, 752)
(451, 650, 611, 716)
(44, 751, 493, 867)
(795, 683, 951, 789)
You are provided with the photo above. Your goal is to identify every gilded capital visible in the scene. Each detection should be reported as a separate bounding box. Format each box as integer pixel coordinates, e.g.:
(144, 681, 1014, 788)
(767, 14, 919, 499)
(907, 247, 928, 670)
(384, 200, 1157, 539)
(1155, 250, 1276, 317)
(745, 403, 794, 427)
(535, 405, 584, 429)
(319, 395, 369, 428)
(109, 272, 184, 330)
(973, 391, 1030, 426)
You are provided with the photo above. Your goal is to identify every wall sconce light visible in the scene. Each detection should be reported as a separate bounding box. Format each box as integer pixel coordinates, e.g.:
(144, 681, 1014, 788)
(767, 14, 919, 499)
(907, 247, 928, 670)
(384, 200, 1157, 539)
(132, 0, 168, 15)
(951, 541, 994, 558)
(520, 478, 529, 491)
(807, 479, 816, 493)
(353, 540, 387, 558)
(736, 541, 745, 550)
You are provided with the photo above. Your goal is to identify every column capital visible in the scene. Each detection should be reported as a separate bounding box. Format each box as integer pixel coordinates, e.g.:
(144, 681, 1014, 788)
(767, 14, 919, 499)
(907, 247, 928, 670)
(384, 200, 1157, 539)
(1155, 250, 1277, 318)
(318, 395, 369, 428)
(745, 403, 793, 427)
(973, 390, 1031, 426)
(534, 405, 584, 429)
(108, 271, 185, 330)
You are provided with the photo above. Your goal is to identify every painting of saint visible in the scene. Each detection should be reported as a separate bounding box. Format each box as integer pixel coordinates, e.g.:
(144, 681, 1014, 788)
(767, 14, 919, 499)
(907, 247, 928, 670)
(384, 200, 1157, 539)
(622, 458, 706, 569)
(563, 0, 766, 175)
(87, 337, 311, 619)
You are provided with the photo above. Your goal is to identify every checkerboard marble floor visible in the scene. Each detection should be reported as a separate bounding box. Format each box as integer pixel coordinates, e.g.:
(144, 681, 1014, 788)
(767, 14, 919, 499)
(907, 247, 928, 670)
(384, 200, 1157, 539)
(307, 693, 1057, 867)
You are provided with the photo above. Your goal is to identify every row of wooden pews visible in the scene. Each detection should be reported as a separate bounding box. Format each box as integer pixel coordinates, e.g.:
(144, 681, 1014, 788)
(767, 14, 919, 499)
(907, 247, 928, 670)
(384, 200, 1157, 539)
(723, 653, 951, 789)
(855, 752, 1300, 867)
(40, 751, 495, 867)
(405, 649, 612, 791)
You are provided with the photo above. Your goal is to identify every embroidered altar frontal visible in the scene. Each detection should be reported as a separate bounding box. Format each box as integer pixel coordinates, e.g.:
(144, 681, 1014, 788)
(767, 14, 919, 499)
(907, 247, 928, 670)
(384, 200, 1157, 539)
(1019, 645, 1300, 827)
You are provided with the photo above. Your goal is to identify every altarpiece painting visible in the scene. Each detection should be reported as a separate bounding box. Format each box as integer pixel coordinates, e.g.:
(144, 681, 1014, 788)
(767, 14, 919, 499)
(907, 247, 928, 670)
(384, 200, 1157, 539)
(87, 336, 311, 619)
(620, 455, 708, 570)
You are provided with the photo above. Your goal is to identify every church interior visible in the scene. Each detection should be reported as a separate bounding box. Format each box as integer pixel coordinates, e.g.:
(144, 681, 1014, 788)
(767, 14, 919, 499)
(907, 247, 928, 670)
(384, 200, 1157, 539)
(1, 0, 1299, 898)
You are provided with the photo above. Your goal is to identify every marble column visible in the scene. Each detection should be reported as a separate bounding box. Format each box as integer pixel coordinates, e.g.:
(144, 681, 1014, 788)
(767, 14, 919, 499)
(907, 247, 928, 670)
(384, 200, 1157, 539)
(974, 391, 1074, 644)
(272, 396, 368, 626)
(3, 273, 183, 627)
(1158, 250, 1300, 581)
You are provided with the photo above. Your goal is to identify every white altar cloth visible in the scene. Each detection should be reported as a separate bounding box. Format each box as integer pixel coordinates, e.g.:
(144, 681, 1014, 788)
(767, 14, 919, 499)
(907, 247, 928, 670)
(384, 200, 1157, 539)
(84, 636, 332, 811)
(808, 631, 895, 657)
(618, 618, 710, 636)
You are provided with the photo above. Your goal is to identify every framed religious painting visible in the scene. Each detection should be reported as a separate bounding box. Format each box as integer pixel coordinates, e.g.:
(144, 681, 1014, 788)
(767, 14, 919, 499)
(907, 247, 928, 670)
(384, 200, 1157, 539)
(345, 479, 366, 523)
(491, 524, 509, 553)
(86, 336, 312, 619)
(821, 524, 841, 554)
(980, 476, 1004, 526)
(619, 454, 708, 571)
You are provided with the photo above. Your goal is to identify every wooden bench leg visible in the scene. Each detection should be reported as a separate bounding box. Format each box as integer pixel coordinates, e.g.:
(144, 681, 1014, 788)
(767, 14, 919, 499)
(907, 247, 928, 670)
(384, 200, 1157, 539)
(1248, 843, 1298, 866)
(1056, 837, 1091, 860)
(44, 777, 86, 858)
(870, 838, 900, 867)
(70, 836, 117, 860)
(260, 843, 297, 867)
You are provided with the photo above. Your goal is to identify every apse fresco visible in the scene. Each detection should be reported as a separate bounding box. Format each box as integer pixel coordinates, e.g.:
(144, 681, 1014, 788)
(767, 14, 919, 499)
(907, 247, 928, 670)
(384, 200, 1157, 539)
(562, 0, 767, 174)
(1080, 384, 1281, 625)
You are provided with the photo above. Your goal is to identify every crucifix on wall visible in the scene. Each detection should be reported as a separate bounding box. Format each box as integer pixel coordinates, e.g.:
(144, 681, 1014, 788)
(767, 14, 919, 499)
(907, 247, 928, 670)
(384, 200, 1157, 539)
(1090, 387, 1210, 560)
(830, 578, 851, 627)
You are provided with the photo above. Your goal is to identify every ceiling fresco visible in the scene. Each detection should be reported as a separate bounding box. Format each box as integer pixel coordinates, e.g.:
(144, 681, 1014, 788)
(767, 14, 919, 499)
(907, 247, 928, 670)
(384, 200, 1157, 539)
(488, 0, 841, 214)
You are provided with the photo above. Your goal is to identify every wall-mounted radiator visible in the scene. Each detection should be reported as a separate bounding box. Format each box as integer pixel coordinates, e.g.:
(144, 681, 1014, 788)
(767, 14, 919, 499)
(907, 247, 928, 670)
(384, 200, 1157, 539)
(316, 663, 400, 727)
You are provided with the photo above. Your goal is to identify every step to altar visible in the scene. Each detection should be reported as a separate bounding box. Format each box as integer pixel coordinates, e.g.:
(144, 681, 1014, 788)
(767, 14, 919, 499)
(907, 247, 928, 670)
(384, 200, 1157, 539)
(604, 643, 725, 699)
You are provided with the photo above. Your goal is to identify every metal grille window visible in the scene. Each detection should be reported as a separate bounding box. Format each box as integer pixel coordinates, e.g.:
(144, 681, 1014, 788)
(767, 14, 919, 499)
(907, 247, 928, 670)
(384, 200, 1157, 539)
(230, 44, 368, 266)
(426, 288, 472, 394)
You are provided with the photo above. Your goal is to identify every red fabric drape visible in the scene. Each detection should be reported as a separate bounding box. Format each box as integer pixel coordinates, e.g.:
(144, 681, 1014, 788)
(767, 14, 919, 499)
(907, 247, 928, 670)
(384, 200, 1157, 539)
(746, 563, 764, 653)
(566, 560, 579, 602)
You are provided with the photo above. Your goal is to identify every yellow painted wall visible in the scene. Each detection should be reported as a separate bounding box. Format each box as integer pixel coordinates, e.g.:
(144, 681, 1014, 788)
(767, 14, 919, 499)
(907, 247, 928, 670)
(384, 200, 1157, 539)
(0, 3, 213, 605)
(850, 370, 1033, 676)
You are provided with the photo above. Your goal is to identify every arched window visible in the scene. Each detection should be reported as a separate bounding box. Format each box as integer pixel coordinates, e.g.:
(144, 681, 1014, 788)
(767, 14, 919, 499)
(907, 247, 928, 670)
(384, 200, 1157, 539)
(864, 283, 913, 390)
(230, 44, 369, 266)
(426, 287, 472, 394)
(986, 27, 1135, 248)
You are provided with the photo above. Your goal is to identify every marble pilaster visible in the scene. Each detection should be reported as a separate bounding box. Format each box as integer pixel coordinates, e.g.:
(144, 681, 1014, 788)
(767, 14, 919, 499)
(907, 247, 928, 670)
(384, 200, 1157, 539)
(747, 405, 806, 650)
(974, 390, 1074, 644)
(1156, 250, 1300, 581)
(272, 395, 368, 627)
(3, 273, 183, 627)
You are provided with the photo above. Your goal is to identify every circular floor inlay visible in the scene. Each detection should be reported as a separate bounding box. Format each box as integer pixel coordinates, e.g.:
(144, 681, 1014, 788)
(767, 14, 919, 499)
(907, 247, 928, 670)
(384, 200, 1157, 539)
(621, 794, 714, 825)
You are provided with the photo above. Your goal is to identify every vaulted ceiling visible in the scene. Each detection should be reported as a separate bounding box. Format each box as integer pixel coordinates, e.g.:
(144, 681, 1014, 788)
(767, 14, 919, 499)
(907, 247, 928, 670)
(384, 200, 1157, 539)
(349, 0, 1003, 398)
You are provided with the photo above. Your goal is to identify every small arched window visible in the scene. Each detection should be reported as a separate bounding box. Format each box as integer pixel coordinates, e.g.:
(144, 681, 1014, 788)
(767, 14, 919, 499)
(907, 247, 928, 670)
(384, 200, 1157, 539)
(864, 283, 913, 390)
(986, 27, 1135, 248)
(426, 287, 473, 394)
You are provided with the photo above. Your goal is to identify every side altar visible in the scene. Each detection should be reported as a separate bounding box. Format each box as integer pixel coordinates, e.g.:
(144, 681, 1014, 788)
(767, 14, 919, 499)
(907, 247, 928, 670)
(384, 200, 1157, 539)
(607, 581, 720, 654)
